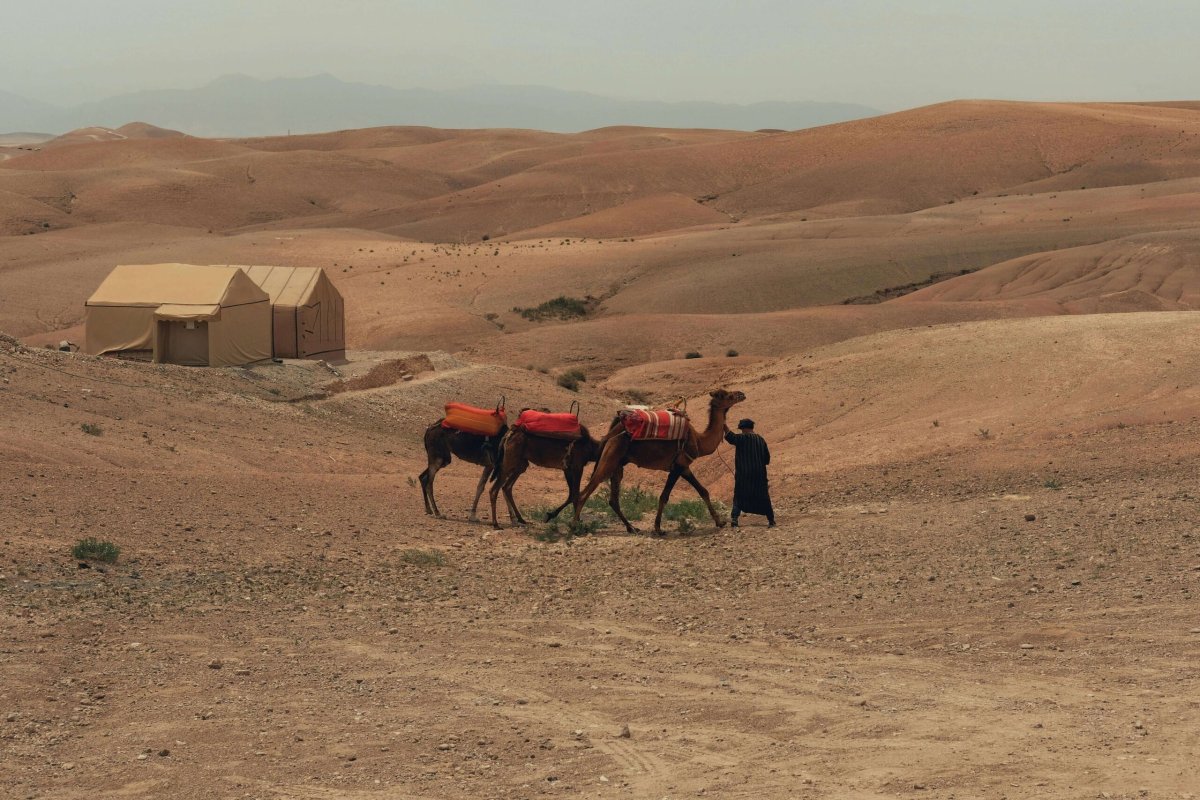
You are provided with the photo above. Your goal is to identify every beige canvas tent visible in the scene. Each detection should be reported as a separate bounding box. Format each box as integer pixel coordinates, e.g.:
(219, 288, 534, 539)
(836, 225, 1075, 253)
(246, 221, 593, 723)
(224, 265, 345, 359)
(85, 264, 272, 367)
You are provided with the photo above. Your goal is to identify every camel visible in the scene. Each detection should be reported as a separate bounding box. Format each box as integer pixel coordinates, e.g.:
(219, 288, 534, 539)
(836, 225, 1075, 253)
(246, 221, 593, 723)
(572, 388, 746, 536)
(418, 421, 507, 521)
(488, 425, 602, 529)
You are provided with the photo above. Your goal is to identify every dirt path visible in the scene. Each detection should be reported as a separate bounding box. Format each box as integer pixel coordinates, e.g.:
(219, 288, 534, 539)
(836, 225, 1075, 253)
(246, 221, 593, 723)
(5, 467, 1199, 799)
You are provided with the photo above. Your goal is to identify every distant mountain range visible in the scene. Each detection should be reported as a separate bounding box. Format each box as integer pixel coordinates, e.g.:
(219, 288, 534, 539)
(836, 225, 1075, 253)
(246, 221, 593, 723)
(0, 74, 880, 137)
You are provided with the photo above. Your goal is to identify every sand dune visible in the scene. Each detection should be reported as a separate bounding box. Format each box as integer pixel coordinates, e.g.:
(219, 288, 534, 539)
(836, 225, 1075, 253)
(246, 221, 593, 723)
(900, 229, 1200, 311)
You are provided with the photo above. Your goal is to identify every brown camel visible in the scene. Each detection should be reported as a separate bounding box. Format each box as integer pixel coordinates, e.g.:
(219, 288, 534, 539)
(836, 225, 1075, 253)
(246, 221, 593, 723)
(418, 421, 507, 521)
(573, 388, 746, 535)
(488, 426, 602, 529)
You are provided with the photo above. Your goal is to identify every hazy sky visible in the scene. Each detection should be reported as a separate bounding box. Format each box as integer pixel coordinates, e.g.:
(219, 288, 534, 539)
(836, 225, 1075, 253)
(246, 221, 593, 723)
(5, 0, 1198, 109)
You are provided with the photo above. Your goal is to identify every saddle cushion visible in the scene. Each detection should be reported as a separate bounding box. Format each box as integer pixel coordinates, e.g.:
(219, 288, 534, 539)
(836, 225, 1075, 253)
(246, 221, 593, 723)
(442, 402, 506, 437)
(620, 408, 689, 440)
(514, 409, 582, 439)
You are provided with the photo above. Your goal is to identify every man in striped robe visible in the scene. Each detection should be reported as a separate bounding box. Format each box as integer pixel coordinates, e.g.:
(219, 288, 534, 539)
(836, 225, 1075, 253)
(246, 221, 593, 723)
(723, 418, 776, 528)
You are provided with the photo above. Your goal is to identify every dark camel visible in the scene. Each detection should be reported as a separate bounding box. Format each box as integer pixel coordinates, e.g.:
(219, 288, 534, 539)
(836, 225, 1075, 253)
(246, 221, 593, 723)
(488, 426, 602, 529)
(418, 421, 507, 522)
(573, 388, 746, 535)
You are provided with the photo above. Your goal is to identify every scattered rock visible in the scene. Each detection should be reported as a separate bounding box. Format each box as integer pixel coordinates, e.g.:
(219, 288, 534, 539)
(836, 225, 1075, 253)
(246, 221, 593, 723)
(618, 724, 632, 739)
(207, 659, 223, 669)
(1024, 514, 1037, 522)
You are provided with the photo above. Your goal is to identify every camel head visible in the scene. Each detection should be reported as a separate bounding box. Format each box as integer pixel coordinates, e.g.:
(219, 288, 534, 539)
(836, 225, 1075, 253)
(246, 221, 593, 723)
(708, 388, 747, 411)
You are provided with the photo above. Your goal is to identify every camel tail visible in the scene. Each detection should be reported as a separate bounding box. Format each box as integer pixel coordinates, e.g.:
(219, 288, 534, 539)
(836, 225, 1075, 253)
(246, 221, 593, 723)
(488, 430, 510, 483)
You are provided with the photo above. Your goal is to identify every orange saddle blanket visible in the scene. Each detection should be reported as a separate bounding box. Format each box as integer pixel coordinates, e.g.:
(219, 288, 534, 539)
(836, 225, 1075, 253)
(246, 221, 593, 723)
(442, 402, 506, 437)
(619, 407, 688, 440)
(514, 409, 582, 439)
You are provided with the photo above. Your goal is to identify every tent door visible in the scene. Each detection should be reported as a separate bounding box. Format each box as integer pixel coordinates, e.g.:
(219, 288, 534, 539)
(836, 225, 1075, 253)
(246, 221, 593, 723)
(156, 320, 209, 366)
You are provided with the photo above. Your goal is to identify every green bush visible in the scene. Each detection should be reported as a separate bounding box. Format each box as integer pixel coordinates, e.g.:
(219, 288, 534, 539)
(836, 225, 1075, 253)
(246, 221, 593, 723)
(585, 485, 659, 521)
(80, 423, 103, 436)
(684, 351, 702, 359)
(72, 538, 119, 563)
(726, 349, 739, 357)
(556, 368, 586, 391)
(514, 296, 590, 322)
(663, 498, 725, 521)
(399, 548, 446, 567)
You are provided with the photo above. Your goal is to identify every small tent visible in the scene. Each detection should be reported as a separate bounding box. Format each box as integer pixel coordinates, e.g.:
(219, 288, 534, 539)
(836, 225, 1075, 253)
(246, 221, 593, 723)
(224, 265, 345, 360)
(84, 264, 272, 367)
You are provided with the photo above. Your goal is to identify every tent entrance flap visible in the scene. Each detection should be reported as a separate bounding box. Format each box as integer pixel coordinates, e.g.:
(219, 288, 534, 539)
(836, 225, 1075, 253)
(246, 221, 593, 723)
(155, 320, 209, 366)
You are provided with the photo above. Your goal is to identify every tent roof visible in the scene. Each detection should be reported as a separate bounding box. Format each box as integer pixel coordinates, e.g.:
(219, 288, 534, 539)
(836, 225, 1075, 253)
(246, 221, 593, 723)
(223, 264, 328, 307)
(86, 264, 267, 308)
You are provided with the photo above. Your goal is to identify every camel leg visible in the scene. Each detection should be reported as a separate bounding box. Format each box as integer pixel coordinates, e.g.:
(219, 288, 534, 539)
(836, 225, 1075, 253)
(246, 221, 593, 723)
(678, 466, 726, 530)
(653, 466, 685, 536)
(545, 460, 585, 522)
(419, 459, 447, 518)
(468, 463, 491, 522)
(419, 466, 434, 515)
(607, 467, 636, 534)
(488, 470, 504, 530)
(501, 463, 529, 526)
(575, 436, 628, 524)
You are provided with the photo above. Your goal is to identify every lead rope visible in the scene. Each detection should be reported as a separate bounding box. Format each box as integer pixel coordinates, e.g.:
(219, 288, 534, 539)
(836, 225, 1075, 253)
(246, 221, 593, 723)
(713, 440, 735, 477)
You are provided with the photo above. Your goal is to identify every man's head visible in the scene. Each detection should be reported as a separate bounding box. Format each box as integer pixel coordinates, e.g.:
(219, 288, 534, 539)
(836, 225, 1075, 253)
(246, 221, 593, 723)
(737, 418, 754, 431)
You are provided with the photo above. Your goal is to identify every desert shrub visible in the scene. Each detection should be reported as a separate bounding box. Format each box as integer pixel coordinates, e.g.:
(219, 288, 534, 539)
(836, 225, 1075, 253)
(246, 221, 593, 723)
(556, 368, 586, 392)
(663, 498, 725, 522)
(536, 515, 604, 543)
(1043, 478, 1063, 490)
(80, 423, 103, 436)
(977, 428, 992, 440)
(676, 516, 696, 535)
(514, 296, 590, 322)
(726, 349, 739, 357)
(624, 389, 652, 405)
(585, 485, 659, 521)
(399, 548, 446, 567)
(684, 351, 702, 359)
(72, 538, 119, 563)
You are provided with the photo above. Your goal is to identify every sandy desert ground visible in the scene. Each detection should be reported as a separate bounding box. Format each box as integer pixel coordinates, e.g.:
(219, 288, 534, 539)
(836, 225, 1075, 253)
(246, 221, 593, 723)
(3, 101, 1200, 799)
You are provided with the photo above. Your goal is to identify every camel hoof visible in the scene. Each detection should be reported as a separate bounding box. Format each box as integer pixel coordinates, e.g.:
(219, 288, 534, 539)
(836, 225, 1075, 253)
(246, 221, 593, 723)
(468, 514, 479, 523)
(651, 529, 667, 537)
(714, 519, 727, 529)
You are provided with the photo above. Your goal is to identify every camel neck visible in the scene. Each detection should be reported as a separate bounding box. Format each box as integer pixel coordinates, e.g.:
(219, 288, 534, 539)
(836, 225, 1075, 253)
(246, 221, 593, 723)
(696, 399, 728, 456)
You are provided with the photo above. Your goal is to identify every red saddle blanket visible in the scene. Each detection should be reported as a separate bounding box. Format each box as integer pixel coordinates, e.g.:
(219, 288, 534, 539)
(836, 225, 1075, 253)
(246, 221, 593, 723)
(620, 408, 689, 440)
(514, 410, 582, 439)
(442, 402, 506, 437)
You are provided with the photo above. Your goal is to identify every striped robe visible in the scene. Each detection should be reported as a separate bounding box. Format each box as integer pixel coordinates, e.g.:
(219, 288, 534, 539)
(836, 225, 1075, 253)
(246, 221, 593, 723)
(724, 430, 774, 516)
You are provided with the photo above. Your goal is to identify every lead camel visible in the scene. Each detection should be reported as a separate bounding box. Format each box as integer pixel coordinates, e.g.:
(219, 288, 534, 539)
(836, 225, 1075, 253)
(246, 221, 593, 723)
(572, 388, 746, 535)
